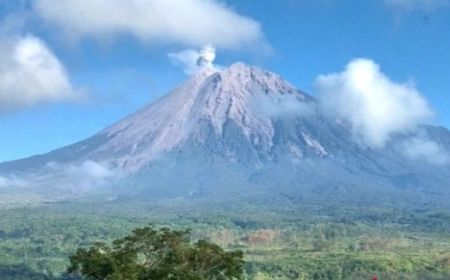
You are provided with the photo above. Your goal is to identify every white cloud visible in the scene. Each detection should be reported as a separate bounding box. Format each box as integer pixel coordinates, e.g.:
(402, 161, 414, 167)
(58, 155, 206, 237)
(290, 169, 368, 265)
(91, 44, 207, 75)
(168, 45, 218, 75)
(0, 175, 25, 188)
(46, 160, 122, 192)
(252, 94, 315, 118)
(66, 160, 118, 182)
(0, 35, 77, 114)
(0, 160, 120, 192)
(400, 137, 450, 165)
(33, 0, 267, 49)
(315, 58, 433, 148)
(384, 0, 449, 11)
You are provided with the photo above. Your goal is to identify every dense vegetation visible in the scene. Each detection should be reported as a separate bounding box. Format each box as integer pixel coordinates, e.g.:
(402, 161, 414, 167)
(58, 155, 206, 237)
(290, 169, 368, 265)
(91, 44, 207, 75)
(68, 226, 243, 279)
(0, 199, 449, 279)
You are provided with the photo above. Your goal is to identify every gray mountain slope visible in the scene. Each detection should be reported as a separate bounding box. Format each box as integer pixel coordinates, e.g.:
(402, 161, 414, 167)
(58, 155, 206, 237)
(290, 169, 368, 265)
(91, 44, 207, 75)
(1, 63, 449, 208)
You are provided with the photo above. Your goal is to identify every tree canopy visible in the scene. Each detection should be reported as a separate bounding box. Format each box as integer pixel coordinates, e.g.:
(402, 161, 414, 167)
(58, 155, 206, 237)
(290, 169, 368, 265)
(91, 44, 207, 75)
(67, 226, 244, 280)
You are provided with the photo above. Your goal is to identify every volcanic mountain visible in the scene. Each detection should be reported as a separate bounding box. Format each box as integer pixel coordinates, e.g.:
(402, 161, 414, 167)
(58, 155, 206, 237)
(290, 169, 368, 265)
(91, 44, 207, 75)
(1, 63, 450, 207)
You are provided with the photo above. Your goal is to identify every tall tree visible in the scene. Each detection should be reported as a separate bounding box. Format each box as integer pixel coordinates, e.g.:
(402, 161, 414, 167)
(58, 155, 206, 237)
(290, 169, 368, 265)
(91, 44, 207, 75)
(67, 226, 244, 280)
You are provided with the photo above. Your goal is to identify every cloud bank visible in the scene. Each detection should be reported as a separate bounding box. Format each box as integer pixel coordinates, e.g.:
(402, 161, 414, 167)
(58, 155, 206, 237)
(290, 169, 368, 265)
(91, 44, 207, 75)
(33, 0, 267, 49)
(168, 45, 218, 75)
(0, 35, 76, 114)
(315, 58, 433, 148)
(0, 160, 121, 192)
(0, 175, 25, 188)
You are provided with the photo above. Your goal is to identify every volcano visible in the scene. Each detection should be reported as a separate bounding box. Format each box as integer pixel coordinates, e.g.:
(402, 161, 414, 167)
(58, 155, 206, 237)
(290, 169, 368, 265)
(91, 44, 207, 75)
(1, 63, 450, 208)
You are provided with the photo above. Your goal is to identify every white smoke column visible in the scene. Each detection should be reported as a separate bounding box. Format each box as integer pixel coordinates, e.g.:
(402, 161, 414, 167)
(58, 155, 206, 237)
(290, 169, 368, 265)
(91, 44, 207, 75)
(168, 45, 218, 75)
(196, 45, 216, 68)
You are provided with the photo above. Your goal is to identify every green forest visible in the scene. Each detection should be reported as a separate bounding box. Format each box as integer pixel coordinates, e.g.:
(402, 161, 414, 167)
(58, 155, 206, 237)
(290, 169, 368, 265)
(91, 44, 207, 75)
(0, 199, 449, 279)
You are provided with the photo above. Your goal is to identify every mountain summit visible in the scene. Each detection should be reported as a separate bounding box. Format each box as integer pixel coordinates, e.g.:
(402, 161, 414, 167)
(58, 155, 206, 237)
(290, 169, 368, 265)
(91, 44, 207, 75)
(96, 62, 313, 173)
(1, 63, 450, 207)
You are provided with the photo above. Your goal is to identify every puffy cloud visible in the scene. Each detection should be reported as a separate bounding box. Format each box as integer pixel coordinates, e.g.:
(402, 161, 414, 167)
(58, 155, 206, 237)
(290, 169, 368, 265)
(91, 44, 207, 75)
(384, 0, 449, 11)
(0, 35, 77, 114)
(400, 137, 450, 165)
(32, 0, 267, 49)
(168, 45, 218, 75)
(315, 58, 433, 148)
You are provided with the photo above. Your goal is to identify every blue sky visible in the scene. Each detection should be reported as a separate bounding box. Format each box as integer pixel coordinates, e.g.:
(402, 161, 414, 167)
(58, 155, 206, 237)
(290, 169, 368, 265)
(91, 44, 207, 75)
(0, 0, 449, 161)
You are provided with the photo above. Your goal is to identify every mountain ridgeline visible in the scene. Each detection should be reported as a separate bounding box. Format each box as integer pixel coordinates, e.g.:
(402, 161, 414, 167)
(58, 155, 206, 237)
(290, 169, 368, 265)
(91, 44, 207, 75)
(1, 62, 450, 208)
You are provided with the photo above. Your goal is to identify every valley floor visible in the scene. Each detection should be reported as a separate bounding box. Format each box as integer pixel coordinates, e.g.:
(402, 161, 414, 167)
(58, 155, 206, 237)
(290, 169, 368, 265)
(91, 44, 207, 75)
(0, 199, 449, 279)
